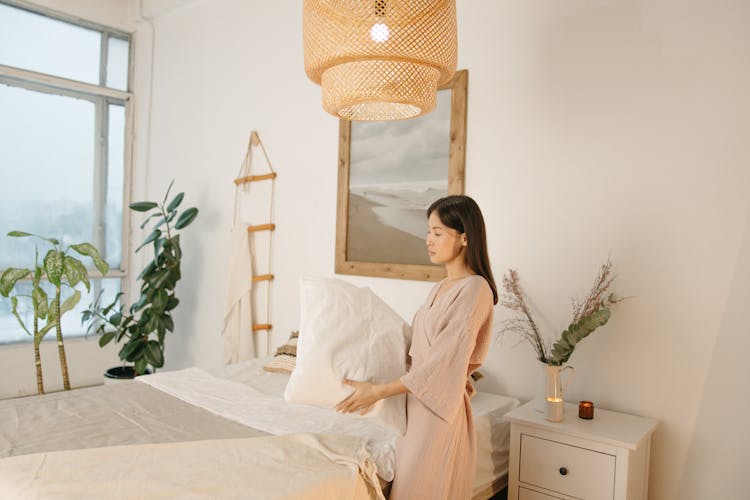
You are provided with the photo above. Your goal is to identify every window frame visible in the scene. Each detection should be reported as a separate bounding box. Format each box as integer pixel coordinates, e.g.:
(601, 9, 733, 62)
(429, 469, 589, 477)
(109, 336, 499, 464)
(0, 0, 134, 342)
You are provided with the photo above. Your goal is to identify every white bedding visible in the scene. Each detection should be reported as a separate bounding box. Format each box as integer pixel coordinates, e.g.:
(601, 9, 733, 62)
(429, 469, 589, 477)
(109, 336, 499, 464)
(138, 357, 519, 491)
(0, 433, 383, 500)
(138, 366, 399, 481)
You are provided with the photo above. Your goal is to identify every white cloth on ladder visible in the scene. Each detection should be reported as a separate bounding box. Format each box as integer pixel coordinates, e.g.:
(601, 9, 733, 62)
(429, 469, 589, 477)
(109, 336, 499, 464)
(222, 224, 255, 364)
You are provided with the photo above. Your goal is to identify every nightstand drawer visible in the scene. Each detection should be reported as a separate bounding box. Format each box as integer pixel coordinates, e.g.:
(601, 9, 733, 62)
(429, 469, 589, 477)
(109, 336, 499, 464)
(520, 434, 616, 499)
(518, 486, 564, 500)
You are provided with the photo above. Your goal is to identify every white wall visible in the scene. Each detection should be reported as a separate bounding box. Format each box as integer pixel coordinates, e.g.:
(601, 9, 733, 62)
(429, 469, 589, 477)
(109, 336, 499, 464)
(3, 0, 749, 498)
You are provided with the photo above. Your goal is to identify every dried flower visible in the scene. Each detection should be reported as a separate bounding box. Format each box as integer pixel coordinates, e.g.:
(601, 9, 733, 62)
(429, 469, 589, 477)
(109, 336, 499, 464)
(499, 259, 623, 365)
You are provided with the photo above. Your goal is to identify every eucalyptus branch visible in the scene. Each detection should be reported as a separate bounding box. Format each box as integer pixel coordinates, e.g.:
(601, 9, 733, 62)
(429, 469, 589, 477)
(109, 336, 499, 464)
(499, 259, 623, 365)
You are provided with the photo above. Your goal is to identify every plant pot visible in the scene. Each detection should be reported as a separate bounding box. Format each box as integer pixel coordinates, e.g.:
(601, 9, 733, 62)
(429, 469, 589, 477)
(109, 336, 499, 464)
(103, 366, 151, 384)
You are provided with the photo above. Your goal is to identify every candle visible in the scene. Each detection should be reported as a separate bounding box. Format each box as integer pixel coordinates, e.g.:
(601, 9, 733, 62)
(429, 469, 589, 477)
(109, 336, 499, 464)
(545, 397, 564, 422)
(578, 400, 594, 419)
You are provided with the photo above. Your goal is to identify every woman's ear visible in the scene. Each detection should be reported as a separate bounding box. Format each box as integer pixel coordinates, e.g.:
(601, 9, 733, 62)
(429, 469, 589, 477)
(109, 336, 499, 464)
(461, 234, 468, 246)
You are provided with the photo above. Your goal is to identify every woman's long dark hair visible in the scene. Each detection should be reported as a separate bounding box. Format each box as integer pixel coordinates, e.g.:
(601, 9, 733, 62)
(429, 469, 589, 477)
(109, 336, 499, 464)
(428, 195, 498, 304)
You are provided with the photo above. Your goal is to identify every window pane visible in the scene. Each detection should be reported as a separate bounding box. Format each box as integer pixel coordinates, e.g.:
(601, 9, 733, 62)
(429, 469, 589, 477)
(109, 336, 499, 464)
(106, 104, 125, 268)
(0, 278, 122, 344)
(0, 3, 101, 85)
(106, 37, 129, 90)
(0, 84, 94, 270)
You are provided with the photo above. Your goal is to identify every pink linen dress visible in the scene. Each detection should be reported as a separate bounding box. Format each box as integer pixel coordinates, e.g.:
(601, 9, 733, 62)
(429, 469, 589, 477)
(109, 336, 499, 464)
(390, 275, 494, 500)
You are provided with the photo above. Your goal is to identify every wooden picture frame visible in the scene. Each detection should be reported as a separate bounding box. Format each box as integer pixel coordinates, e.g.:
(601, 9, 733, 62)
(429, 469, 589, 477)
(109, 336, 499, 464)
(335, 69, 468, 281)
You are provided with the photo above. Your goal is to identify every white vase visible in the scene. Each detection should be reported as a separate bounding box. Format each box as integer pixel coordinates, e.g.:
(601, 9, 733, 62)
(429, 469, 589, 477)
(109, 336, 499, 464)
(533, 362, 575, 412)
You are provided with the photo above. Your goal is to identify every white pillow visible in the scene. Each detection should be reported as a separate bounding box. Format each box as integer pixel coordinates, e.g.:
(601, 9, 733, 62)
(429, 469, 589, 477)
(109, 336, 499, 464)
(284, 277, 411, 434)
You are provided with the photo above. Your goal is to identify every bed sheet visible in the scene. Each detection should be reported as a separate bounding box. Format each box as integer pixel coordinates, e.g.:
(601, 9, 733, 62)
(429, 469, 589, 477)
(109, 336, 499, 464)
(0, 381, 265, 459)
(212, 357, 520, 495)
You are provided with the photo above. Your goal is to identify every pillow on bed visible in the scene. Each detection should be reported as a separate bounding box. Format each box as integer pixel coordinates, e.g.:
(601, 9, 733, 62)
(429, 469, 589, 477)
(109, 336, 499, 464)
(284, 277, 411, 434)
(263, 331, 298, 373)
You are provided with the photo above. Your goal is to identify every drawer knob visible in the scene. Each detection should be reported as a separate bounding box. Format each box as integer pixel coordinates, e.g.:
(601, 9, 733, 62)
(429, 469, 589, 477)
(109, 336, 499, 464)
(559, 467, 569, 476)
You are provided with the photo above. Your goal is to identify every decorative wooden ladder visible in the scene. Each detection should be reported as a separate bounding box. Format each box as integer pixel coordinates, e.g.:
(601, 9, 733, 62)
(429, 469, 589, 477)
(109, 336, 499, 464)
(233, 131, 276, 354)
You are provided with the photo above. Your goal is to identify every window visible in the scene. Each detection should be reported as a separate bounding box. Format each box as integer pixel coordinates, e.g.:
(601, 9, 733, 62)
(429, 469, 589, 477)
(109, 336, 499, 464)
(0, 1, 132, 344)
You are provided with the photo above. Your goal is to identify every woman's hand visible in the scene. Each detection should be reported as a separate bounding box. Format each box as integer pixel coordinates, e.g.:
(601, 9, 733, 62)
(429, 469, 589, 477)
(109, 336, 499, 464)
(335, 379, 383, 415)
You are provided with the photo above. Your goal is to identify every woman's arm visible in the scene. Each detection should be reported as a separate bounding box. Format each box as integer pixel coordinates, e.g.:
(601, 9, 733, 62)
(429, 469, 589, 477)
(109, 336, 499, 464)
(335, 379, 409, 415)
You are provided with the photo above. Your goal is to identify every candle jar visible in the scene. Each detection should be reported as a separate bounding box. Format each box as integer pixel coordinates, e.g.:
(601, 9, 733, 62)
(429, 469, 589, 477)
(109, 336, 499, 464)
(579, 400, 594, 419)
(545, 397, 564, 422)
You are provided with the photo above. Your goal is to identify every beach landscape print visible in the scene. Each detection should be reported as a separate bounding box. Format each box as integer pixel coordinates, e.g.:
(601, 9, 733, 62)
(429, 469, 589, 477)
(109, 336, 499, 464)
(335, 70, 468, 281)
(348, 90, 451, 266)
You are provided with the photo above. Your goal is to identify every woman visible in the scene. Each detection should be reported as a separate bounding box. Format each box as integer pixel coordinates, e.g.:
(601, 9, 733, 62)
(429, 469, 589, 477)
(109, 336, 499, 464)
(336, 195, 498, 499)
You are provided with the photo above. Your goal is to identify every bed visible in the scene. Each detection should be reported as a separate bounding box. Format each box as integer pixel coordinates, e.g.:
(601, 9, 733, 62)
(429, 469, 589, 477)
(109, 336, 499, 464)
(0, 357, 518, 499)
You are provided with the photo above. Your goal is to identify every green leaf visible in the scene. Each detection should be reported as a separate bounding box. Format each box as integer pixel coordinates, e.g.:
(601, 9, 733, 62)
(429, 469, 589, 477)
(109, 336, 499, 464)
(166, 192, 184, 212)
(162, 314, 174, 333)
(549, 307, 612, 365)
(129, 201, 158, 212)
(174, 207, 198, 230)
(109, 312, 122, 326)
(151, 290, 167, 311)
(116, 328, 129, 342)
(63, 256, 90, 291)
(0, 268, 31, 296)
(137, 261, 157, 281)
(136, 229, 161, 253)
(10, 297, 31, 336)
(131, 293, 149, 313)
(121, 339, 146, 362)
(8, 231, 59, 245)
(32, 264, 43, 286)
(148, 268, 172, 290)
(139, 212, 163, 229)
(69, 243, 109, 275)
(43, 250, 64, 286)
(146, 313, 160, 334)
(31, 285, 48, 320)
(102, 293, 123, 315)
(171, 235, 182, 261)
(153, 238, 165, 261)
(145, 340, 164, 368)
(155, 212, 175, 230)
(60, 290, 82, 316)
(99, 331, 116, 347)
(151, 217, 167, 229)
(134, 357, 149, 375)
(165, 297, 179, 311)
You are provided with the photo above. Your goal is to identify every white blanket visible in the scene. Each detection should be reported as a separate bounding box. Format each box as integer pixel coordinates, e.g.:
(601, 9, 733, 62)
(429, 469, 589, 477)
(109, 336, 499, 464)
(137, 367, 399, 481)
(0, 433, 383, 500)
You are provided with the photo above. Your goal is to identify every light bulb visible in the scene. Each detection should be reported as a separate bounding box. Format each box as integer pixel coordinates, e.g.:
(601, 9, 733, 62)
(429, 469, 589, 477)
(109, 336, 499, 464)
(370, 23, 390, 43)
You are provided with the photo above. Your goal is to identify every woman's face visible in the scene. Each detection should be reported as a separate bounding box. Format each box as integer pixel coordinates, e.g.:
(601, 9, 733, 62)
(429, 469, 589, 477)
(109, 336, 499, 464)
(426, 212, 466, 266)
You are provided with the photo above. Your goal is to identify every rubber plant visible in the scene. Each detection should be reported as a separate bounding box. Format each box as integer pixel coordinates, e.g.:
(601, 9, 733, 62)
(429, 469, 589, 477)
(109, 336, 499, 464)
(84, 182, 198, 376)
(0, 233, 108, 393)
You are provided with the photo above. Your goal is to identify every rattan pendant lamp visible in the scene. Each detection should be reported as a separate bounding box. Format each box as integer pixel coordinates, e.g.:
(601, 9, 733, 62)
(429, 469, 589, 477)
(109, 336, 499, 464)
(303, 0, 457, 121)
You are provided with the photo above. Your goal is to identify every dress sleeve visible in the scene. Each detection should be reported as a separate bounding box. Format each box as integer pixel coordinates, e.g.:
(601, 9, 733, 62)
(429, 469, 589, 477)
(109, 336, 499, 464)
(400, 281, 493, 421)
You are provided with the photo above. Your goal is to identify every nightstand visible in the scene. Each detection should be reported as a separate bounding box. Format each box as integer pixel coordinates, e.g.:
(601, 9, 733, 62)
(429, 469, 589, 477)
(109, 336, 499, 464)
(504, 401, 658, 500)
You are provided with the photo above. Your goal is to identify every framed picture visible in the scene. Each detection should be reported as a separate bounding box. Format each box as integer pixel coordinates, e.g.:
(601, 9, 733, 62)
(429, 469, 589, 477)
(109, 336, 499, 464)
(335, 70, 468, 281)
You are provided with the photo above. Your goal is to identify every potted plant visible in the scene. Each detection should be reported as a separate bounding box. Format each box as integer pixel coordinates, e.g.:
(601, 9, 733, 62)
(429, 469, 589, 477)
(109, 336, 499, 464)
(0, 233, 108, 394)
(499, 258, 624, 410)
(84, 182, 198, 380)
